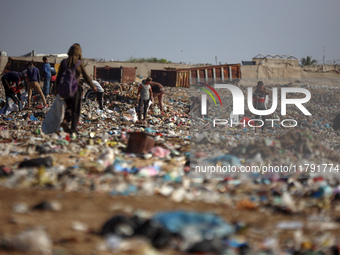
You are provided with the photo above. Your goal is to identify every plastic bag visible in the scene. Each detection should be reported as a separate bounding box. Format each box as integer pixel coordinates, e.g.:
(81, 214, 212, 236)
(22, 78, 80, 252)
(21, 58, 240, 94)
(150, 146, 171, 157)
(0, 100, 19, 116)
(152, 211, 235, 244)
(127, 108, 138, 123)
(42, 95, 65, 134)
(229, 111, 239, 125)
(265, 95, 269, 105)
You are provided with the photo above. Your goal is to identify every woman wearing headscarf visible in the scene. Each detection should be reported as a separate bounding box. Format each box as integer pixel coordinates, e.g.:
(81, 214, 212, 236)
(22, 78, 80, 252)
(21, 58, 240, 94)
(56, 43, 97, 137)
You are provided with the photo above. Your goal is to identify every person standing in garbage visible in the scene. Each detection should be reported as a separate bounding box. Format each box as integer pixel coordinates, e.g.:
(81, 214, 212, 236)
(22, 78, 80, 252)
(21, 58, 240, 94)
(253, 81, 268, 133)
(187, 96, 200, 115)
(1, 71, 24, 113)
(42, 56, 52, 97)
(137, 77, 153, 121)
(150, 81, 165, 113)
(25, 61, 48, 109)
(57, 43, 97, 138)
(187, 95, 210, 119)
(20, 63, 31, 93)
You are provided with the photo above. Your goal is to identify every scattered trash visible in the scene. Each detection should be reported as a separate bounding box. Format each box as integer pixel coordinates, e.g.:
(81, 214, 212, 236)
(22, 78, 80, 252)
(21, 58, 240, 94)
(276, 221, 304, 230)
(13, 202, 29, 214)
(32, 200, 62, 211)
(4, 228, 52, 254)
(0, 81, 340, 254)
(72, 221, 89, 232)
(18, 157, 53, 168)
(150, 146, 171, 158)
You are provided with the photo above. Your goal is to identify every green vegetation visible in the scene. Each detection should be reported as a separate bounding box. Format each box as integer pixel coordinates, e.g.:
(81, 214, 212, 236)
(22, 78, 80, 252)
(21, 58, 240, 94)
(300, 56, 317, 66)
(127, 56, 172, 63)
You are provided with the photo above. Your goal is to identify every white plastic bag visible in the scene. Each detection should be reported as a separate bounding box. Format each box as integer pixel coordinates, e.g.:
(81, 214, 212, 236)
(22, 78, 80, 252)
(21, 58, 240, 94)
(0, 100, 17, 116)
(229, 111, 239, 125)
(265, 95, 269, 105)
(42, 95, 65, 134)
(127, 108, 138, 123)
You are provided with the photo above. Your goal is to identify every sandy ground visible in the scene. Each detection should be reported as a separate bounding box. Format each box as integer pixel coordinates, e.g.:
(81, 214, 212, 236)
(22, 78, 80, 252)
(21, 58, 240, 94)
(2, 186, 340, 255)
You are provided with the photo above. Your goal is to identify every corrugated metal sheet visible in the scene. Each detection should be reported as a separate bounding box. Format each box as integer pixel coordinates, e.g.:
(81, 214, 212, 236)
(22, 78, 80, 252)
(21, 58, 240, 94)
(176, 70, 190, 88)
(150, 70, 178, 87)
(121, 67, 136, 84)
(151, 64, 241, 88)
(242, 61, 256, 65)
(94, 66, 136, 84)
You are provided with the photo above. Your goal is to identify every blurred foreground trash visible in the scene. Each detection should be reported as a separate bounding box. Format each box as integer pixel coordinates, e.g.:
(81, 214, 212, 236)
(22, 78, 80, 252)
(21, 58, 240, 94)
(97, 148, 115, 168)
(3, 228, 52, 255)
(0, 165, 12, 177)
(18, 157, 53, 168)
(101, 210, 236, 253)
(150, 146, 171, 158)
(0, 81, 340, 254)
(32, 200, 62, 211)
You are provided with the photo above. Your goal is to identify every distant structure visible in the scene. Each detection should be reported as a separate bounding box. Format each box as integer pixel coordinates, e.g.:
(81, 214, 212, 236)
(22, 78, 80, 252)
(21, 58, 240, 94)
(321, 59, 340, 65)
(242, 54, 299, 66)
(243, 54, 340, 66)
(252, 54, 298, 60)
(20, 50, 36, 57)
(18, 50, 68, 58)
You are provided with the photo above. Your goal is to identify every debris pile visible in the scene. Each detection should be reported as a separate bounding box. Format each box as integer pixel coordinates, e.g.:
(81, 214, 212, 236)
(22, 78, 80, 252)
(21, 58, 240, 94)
(0, 80, 340, 254)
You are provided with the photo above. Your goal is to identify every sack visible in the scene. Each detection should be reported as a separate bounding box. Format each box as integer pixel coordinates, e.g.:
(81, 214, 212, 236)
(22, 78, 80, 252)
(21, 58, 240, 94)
(42, 95, 65, 134)
(50, 67, 57, 76)
(57, 59, 81, 99)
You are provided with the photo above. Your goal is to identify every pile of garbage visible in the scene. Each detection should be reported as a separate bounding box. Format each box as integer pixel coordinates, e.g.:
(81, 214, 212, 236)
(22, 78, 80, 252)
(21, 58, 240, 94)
(1, 80, 340, 254)
(190, 82, 340, 149)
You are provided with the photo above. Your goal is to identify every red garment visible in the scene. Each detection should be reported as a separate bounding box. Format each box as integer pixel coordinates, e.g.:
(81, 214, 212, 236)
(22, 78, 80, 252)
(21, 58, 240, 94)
(240, 117, 255, 126)
(253, 95, 265, 103)
(51, 75, 56, 81)
(11, 86, 21, 94)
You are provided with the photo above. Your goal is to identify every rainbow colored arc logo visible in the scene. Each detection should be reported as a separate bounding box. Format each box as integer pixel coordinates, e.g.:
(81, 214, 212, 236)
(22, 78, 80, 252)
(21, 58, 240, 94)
(197, 82, 223, 106)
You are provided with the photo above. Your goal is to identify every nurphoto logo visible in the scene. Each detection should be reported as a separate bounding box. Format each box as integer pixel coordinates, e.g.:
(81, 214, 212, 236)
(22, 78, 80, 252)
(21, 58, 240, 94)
(197, 83, 312, 128)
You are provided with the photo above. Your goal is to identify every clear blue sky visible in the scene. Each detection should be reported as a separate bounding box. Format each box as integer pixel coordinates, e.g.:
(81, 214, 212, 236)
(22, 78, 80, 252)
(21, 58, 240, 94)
(1, 0, 339, 64)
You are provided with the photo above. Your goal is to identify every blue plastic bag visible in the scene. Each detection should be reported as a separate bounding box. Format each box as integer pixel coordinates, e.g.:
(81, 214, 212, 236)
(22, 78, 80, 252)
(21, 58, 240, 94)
(152, 210, 235, 239)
